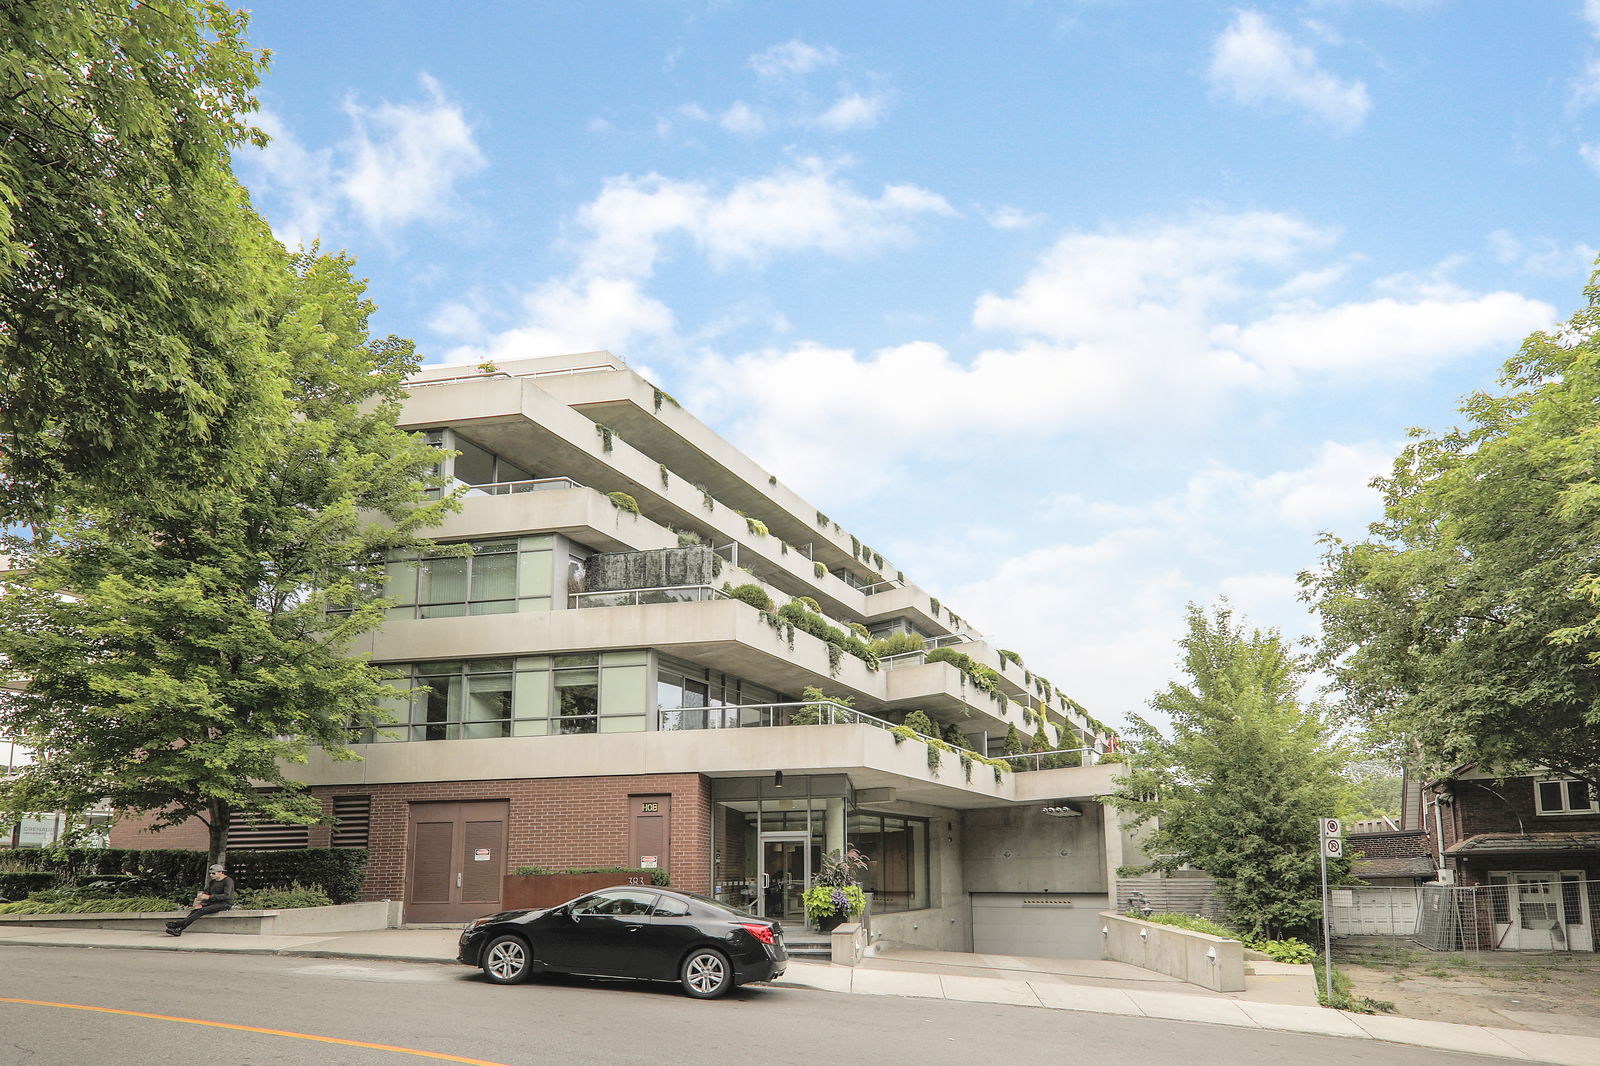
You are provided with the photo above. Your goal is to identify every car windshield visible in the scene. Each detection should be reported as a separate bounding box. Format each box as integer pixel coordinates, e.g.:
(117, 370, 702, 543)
(667, 891, 758, 918)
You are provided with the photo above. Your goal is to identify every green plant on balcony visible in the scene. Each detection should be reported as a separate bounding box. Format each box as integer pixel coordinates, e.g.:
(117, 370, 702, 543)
(849, 622, 869, 639)
(676, 528, 702, 547)
(814, 561, 827, 579)
(928, 596, 941, 617)
(999, 649, 1024, 668)
(596, 424, 614, 452)
(659, 463, 670, 489)
(768, 475, 776, 485)
(872, 551, 883, 570)
(795, 595, 821, 612)
(723, 582, 774, 612)
(960, 751, 974, 783)
(868, 631, 923, 657)
(903, 710, 936, 738)
(816, 511, 829, 528)
(477, 360, 500, 374)
(1003, 723, 1025, 757)
(889, 725, 915, 745)
(802, 850, 867, 931)
(925, 648, 1001, 696)
(793, 685, 853, 725)
(607, 491, 639, 514)
(827, 643, 844, 676)
(849, 534, 861, 559)
(652, 387, 679, 413)
(941, 722, 965, 748)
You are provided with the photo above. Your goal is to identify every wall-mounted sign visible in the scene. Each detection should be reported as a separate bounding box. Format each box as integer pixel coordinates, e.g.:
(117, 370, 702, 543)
(641, 802, 659, 813)
(640, 855, 658, 869)
(474, 848, 491, 862)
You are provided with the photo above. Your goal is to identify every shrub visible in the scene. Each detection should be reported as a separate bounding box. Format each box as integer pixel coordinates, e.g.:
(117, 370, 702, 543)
(814, 561, 827, 578)
(1003, 723, 1025, 756)
(841, 636, 879, 670)
(676, 529, 702, 547)
(998, 649, 1024, 667)
(227, 850, 370, 904)
(796, 596, 822, 613)
(902, 710, 937, 738)
(607, 491, 639, 514)
(869, 632, 924, 657)
(745, 516, 768, 537)
(240, 882, 333, 909)
(0, 896, 181, 914)
(849, 622, 869, 639)
(723, 582, 774, 612)
(0, 871, 57, 900)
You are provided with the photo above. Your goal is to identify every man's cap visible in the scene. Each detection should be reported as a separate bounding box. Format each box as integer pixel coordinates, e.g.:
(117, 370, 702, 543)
(208, 863, 226, 873)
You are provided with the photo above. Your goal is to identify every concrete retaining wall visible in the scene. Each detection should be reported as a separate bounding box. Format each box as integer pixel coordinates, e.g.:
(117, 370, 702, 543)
(1099, 911, 1245, 992)
(0, 900, 400, 935)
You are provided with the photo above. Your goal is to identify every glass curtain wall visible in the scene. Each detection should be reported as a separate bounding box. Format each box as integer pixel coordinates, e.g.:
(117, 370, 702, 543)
(656, 654, 780, 730)
(386, 536, 556, 618)
(369, 651, 650, 742)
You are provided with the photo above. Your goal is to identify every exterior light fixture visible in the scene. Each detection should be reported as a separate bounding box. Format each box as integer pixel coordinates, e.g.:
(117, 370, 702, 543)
(1040, 805, 1081, 818)
(772, 770, 784, 789)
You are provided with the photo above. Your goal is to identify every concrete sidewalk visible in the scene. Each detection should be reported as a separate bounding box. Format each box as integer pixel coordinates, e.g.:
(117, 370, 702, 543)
(2, 925, 1597, 1066)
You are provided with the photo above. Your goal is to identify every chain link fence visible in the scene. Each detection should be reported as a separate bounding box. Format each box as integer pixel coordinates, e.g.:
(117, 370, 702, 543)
(1327, 877, 1599, 959)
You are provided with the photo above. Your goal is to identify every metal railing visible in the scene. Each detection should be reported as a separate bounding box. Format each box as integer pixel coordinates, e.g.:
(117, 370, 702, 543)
(460, 476, 582, 496)
(998, 748, 1102, 771)
(569, 585, 730, 608)
(858, 578, 906, 595)
(402, 363, 622, 389)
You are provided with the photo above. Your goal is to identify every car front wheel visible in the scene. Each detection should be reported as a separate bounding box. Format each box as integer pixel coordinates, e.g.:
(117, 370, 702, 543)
(481, 934, 532, 985)
(680, 948, 733, 999)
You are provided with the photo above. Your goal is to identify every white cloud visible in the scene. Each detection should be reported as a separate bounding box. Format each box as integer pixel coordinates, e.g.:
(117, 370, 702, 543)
(1582, 142, 1600, 174)
(749, 40, 838, 79)
(927, 443, 1391, 724)
(814, 91, 890, 131)
(339, 74, 485, 231)
(575, 159, 955, 276)
(719, 101, 766, 134)
(244, 76, 484, 244)
(442, 277, 674, 364)
(247, 109, 335, 250)
(1587, 0, 1600, 34)
(1208, 10, 1372, 132)
(981, 205, 1045, 231)
(1490, 230, 1599, 279)
(680, 211, 1552, 500)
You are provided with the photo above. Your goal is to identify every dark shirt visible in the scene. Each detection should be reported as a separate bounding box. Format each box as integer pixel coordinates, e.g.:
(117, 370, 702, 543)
(201, 876, 235, 905)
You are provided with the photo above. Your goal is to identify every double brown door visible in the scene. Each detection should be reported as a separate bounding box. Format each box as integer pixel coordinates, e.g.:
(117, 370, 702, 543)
(406, 801, 507, 924)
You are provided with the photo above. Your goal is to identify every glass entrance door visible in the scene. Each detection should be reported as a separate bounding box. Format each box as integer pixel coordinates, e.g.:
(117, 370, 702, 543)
(758, 833, 812, 923)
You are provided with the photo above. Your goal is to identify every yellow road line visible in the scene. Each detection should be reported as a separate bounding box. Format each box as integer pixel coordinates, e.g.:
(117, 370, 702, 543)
(0, 997, 512, 1065)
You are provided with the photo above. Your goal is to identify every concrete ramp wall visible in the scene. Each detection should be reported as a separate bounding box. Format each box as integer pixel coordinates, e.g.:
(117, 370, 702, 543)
(1099, 911, 1244, 992)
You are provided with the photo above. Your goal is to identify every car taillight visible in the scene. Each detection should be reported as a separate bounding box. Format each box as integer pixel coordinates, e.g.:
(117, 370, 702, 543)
(739, 922, 775, 945)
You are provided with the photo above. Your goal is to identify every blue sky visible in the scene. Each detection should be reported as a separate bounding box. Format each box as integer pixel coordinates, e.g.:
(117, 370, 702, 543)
(237, 1, 1600, 730)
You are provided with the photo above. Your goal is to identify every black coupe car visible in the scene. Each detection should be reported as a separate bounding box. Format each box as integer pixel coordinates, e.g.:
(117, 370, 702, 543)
(456, 886, 787, 999)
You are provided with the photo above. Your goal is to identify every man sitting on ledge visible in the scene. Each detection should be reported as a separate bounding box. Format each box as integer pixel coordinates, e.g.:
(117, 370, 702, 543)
(166, 863, 235, 936)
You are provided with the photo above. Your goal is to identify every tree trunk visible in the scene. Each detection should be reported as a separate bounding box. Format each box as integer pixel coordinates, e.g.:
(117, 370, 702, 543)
(206, 796, 231, 868)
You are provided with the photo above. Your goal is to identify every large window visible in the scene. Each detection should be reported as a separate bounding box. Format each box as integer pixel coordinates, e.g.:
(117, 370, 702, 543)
(1535, 777, 1598, 815)
(656, 655, 778, 730)
(386, 537, 555, 618)
(370, 651, 650, 742)
(850, 811, 929, 912)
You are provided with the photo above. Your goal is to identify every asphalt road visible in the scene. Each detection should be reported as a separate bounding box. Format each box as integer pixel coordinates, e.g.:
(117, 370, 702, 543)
(0, 945, 1526, 1066)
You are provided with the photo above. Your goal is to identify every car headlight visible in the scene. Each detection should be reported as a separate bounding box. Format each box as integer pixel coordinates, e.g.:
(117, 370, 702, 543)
(464, 916, 496, 932)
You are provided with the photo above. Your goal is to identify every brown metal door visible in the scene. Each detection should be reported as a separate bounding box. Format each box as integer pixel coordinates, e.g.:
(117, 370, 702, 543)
(628, 794, 671, 878)
(405, 801, 507, 923)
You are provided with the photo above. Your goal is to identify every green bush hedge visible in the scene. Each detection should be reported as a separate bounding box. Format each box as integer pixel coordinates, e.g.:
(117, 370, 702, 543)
(0, 896, 181, 915)
(0, 848, 368, 903)
(0, 871, 58, 900)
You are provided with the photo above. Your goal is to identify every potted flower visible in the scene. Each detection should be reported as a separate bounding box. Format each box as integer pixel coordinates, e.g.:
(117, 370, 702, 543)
(802, 847, 869, 932)
(803, 882, 867, 932)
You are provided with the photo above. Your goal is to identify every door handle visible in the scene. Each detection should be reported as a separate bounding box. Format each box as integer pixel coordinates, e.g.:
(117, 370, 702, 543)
(457, 872, 462, 888)
(760, 873, 769, 889)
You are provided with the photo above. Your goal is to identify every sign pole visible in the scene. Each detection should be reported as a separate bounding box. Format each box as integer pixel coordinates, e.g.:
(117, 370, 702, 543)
(1317, 816, 1342, 1006)
(1319, 836, 1333, 1004)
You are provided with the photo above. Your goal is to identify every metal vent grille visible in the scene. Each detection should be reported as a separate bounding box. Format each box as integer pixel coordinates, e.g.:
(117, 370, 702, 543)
(1022, 898, 1075, 906)
(332, 795, 372, 850)
(228, 808, 310, 851)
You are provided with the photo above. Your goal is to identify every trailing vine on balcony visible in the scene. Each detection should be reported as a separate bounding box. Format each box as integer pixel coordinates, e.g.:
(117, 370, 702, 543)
(652, 387, 680, 413)
(607, 491, 639, 514)
(596, 424, 614, 452)
(814, 561, 827, 578)
(659, 464, 670, 489)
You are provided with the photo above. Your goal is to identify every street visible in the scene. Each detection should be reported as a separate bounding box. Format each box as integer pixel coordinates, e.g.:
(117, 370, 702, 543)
(0, 945, 1527, 1066)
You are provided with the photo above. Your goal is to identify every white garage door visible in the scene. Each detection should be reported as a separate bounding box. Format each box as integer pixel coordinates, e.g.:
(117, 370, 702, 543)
(971, 893, 1110, 959)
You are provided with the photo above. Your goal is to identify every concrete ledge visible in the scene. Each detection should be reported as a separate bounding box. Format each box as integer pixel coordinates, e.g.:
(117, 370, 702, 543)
(0, 900, 399, 935)
(831, 922, 868, 966)
(1099, 912, 1245, 993)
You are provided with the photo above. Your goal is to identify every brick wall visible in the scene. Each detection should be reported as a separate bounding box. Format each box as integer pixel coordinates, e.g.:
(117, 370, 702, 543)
(117, 774, 713, 902)
(1348, 829, 1430, 858)
(1449, 779, 1600, 838)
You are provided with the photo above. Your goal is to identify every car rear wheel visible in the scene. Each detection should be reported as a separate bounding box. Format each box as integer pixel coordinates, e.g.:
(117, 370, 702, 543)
(680, 948, 733, 999)
(481, 934, 532, 984)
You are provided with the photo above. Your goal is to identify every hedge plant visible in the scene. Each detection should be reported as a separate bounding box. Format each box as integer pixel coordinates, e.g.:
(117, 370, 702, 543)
(511, 865, 669, 887)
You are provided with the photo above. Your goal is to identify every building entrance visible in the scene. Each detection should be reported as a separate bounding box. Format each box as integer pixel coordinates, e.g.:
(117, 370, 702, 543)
(710, 774, 848, 927)
(758, 833, 813, 922)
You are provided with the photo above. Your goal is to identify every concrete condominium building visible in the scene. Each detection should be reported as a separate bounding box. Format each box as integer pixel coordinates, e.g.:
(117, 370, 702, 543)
(111, 351, 1123, 955)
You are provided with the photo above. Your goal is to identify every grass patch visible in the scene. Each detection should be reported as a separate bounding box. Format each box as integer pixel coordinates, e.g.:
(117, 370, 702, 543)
(1314, 958, 1396, 1013)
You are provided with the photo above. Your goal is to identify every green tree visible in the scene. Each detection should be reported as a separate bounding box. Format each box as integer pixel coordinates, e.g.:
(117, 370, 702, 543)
(1003, 722, 1025, 757)
(0, 251, 455, 865)
(1107, 604, 1351, 941)
(1303, 266, 1600, 789)
(0, 1, 277, 522)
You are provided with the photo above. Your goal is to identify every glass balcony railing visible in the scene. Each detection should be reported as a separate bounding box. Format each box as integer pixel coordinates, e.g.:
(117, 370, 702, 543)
(460, 476, 583, 496)
(569, 584, 731, 608)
